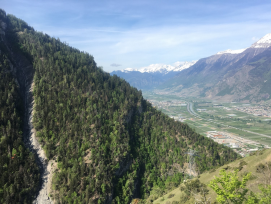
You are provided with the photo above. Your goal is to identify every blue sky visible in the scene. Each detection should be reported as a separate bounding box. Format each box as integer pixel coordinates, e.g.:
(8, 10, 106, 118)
(1, 0, 271, 72)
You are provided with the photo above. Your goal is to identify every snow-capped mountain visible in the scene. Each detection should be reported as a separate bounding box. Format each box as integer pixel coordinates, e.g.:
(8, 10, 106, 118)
(111, 61, 197, 90)
(112, 32, 271, 93)
(215, 32, 271, 54)
(251, 33, 271, 48)
(216, 48, 247, 55)
(160, 32, 271, 102)
(173, 61, 198, 71)
(136, 64, 175, 73)
(120, 61, 197, 74)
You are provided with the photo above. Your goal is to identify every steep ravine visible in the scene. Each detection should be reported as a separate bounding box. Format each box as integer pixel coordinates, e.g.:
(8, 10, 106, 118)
(3, 37, 54, 204)
(28, 83, 55, 204)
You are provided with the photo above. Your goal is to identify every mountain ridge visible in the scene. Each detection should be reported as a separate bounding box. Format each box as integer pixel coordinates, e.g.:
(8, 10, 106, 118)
(118, 61, 197, 74)
(157, 32, 271, 102)
(111, 61, 197, 90)
(0, 8, 239, 204)
(112, 32, 271, 96)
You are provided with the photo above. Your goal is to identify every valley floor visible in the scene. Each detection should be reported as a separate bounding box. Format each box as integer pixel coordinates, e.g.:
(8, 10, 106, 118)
(142, 91, 271, 156)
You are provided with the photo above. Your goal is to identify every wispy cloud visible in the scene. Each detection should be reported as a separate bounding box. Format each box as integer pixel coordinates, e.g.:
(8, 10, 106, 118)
(252, 37, 259, 42)
(2, 0, 271, 72)
(111, 63, 122, 67)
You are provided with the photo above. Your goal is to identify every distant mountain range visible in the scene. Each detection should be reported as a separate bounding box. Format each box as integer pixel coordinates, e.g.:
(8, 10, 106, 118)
(161, 33, 271, 102)
(120, 61, 197, 73)
(112, 33, 271, 102)
(111, 61, 197, 89)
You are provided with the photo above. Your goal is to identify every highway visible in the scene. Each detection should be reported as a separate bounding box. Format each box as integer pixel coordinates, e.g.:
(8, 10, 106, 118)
(186, 102, 271, 140)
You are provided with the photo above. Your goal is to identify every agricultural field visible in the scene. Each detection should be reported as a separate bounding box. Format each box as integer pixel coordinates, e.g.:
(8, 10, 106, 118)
(143, 91, 271, 147)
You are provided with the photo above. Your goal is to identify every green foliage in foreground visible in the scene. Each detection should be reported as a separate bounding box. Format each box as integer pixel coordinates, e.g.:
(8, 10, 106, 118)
(248, 185, 271, 204)
(210, 169, 271, 204)
(2, 8, 239, 203)
(209, 169, 251, 204)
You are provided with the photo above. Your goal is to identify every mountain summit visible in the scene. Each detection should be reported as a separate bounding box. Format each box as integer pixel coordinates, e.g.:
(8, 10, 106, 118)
(251, 33, 271, 48)
(216, 48, 247, 55)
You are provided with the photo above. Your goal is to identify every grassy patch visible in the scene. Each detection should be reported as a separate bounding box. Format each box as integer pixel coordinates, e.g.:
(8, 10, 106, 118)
(154, 149, 271, 203)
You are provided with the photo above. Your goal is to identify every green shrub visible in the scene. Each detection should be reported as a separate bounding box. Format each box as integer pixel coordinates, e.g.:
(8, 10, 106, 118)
(239, 160, 248, 167)
(223, 166, 231, 170)
(256, 163, 266, 173)
(209, 168, 216, 173)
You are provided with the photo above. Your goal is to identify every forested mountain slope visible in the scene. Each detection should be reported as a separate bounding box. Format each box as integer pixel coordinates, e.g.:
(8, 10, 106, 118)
(0, 10, 40, 204)
(0, 8, 239, 204)
(110, 70, 178, 90)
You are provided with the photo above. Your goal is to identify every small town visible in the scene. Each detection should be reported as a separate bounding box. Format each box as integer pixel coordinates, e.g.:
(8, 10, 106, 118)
(206, 131, 266, 157)
(233, 105, 271, 117)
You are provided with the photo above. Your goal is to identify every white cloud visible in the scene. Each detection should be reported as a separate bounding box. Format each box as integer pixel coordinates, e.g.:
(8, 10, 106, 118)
(252, 37, 259, 42)
(111, 63, 122, 67)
